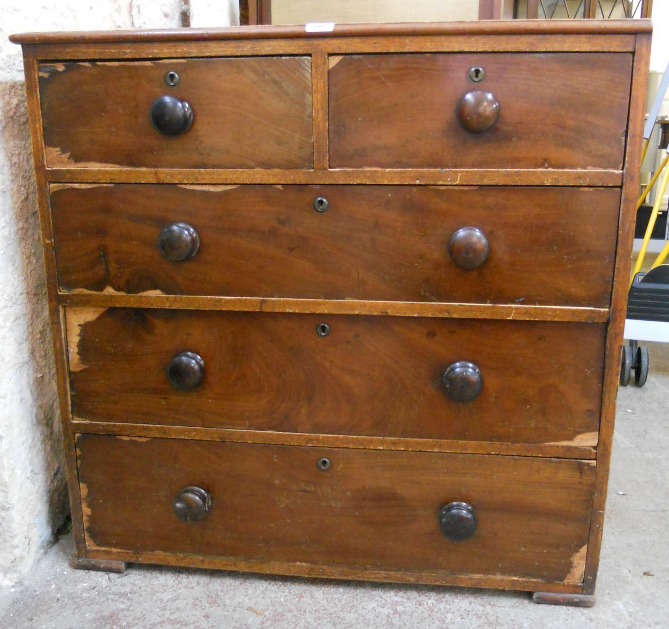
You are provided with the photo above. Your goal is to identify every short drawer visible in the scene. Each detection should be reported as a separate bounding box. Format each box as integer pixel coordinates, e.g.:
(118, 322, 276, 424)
(329, 53, 631, 170)
(51, 184, 620, 308)
(67, 308, 604, 446)
(38, 57, 313, 169)
(77, 434, 595, 584)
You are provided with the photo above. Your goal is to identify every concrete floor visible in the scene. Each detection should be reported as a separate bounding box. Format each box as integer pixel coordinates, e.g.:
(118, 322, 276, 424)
(1, 345, 668, 629)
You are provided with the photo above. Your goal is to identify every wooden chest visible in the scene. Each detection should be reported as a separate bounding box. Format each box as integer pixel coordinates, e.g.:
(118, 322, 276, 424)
(11, 20, 650, 606)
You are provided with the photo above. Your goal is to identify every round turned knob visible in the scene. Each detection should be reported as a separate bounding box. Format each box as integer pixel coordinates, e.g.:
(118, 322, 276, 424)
(173, 486, 211, 523)
(439, 502, 477, 541)
(150, 95, 194, 136)
(442, 361, 483, 402)
(158, 223, 200, 262)
(167, 351, 205, 392)
(457, 91, 500, 133)
(448, 227, 490, 270)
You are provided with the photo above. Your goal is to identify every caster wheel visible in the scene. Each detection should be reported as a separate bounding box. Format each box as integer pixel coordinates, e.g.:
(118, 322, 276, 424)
(634, 345, 650, 387)
(620, 345, 632, 386)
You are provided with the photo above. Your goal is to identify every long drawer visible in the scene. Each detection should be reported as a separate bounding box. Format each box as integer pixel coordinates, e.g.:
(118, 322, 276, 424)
(67, 308, 604, 445)
(38, 57, 313, 169)
(329, 52, 632, 170)
(51, 184, 620, 307)
(77, 434, 595, 583)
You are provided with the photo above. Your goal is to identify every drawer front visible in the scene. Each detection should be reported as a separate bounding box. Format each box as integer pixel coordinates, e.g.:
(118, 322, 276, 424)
(51, 184, 619, 308)
(329, 53, 631, 170)
(38, 58, 313, 169)
(68, 309, 604, 445)
(77, 435, 595, 583)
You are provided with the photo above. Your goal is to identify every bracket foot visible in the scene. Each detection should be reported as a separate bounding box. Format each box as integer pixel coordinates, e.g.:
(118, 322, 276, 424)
(70, 556, 127, 574)
(532, 592, 595, 608)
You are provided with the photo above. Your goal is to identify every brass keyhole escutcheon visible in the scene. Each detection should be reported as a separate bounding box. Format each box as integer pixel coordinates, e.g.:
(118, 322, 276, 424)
(316, 323, 331, 337)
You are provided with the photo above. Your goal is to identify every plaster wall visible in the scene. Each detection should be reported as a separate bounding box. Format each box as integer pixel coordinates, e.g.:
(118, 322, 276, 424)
(0, 0, 200, 587)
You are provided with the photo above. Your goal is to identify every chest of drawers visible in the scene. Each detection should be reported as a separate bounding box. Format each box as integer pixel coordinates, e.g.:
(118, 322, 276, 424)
(12, 20, 651, 606)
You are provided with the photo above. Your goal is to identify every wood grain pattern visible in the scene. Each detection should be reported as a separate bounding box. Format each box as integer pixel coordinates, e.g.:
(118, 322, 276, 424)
(50, 184, 620, 308)
(67, 308, 605, 445)
(76, 434, 595, 583)
(312, 52, 329, 170)
(330, 53, 632, 170)
(39, 57, 313, 169)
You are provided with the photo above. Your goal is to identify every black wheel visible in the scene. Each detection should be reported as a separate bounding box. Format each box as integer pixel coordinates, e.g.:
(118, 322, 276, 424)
(620, 345, 632, 386)
(634, 345, 650, 387)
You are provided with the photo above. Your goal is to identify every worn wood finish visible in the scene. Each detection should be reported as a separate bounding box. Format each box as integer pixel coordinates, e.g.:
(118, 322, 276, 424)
(39, 57, 313, 169)
(10, 20, 652, 46)
(582, 32, 652, 596)
(83, 545, 587, 593)
(50, 184, 620, 307)
(67, 308, 605, 445)
(20, 53, 89, 558)
(71, 421, 597, 460)
(330, 53, 632, 170)
(57, 293, 611, 323)
(76, 434, 595, 583)
(16, 35, 639, 69)
(14, 22, 651, 603)
(46, 167, 624, 186)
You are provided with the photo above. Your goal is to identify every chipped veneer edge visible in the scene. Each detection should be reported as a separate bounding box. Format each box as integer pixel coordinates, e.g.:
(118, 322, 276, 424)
(176, 184, 240, 192)
(44, 146, 123, 169)
(65, 307, 108, 372)
(328, 55, 343, 69)
(545, 431, 599, 447)
(564, 545, 588, 584)
(50, 183, 114, 192)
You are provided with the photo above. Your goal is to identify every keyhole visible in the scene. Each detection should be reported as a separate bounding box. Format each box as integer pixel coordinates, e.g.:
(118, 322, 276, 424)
(468, 67, 485, 83)
(313, 197, 329, 213)
(164, 71, 180, 87)
(316, 323, 330, 337)
(317, 457, 331, 471)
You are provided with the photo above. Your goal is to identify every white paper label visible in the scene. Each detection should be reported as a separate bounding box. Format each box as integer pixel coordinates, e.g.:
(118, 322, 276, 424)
(305, 22, 335, 33)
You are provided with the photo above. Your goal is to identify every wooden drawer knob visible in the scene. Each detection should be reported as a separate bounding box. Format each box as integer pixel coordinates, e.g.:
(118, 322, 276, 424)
(448, 227, 489, 270)
(167, 351, 205, 391)
(158, 222, 200, 262)
(439, 502, 477, 541)
(150, 95, 194, 136)
(173, 486, 211, 522)
(442, 361, 482, 402)
(457, 91, 500, 133)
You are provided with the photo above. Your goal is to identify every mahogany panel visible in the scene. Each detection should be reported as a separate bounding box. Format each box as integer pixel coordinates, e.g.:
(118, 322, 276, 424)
(67, 308, 605, 445)
(77, 434, 595, 583)
(329, 53, 632, 170)
(39, 57, 313, 169)
(51, 184, 620, 308)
